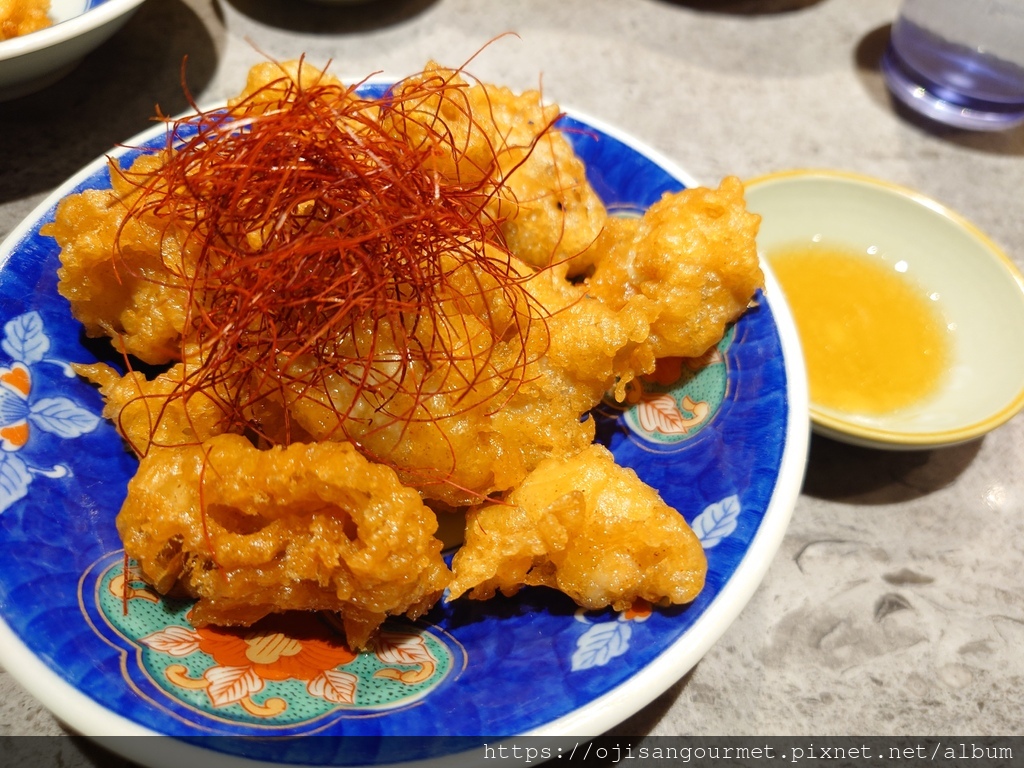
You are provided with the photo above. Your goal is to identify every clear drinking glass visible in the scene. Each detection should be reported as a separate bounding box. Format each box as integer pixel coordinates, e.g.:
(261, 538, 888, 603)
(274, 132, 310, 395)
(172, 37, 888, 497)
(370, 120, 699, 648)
(881, 0, 1024, 131)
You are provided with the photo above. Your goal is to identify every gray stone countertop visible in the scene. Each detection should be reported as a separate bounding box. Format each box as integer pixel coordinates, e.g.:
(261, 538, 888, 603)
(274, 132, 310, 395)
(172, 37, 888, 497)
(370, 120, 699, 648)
(1, 0, 1023, 763)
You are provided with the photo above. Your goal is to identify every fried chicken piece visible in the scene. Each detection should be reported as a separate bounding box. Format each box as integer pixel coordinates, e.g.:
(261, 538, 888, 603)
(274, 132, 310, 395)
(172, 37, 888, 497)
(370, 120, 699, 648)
(229, 59, 345, 108)
(283, 179, 760, 505)
(278, 282, 600, 506)
(48, 62, 761, 509)
(530, 176, 762, 402)
(384, 64, 607, 271)
(448, 443, 706, 610)
(118, 434, 450, 648)
(73, 361, 230, 456)
(44, 153, 193, 366)
(0, 0, 50, 40)
(585, 177, 763, 360)
(51, 61, 764, 630)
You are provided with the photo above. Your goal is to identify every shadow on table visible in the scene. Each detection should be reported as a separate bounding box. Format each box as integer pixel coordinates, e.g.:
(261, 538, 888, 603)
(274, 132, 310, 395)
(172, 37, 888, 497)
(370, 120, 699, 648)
(801, 433, 982, 504)
(654, 0, 827, 14)
(73, 736, 142, 768)
(853, 23, 1024, 156)
(223, 0, 439, 34)
(0, 0, 217, 207)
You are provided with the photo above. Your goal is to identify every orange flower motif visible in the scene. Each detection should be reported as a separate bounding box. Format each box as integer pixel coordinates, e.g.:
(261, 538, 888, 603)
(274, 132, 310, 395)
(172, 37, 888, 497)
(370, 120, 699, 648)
(195, 613, 357, 682)
(138, 602, 444, 716)
(624, 599, 652, 622)
(1, 363, 31, 396)
(0, 363, 31, 451)
(141, 612, 361, 715)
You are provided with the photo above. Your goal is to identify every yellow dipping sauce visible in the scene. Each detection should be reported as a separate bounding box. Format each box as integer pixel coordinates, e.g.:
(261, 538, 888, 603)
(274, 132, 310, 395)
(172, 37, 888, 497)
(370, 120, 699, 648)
(768, 242, 951, 415)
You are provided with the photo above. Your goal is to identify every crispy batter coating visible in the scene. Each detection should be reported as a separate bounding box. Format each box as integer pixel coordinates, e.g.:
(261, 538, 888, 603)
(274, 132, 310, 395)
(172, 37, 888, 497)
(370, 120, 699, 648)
(448, 444, 706, 610)
(230, 59, 345, 106)
(0, 0, 49, 40)
(384, 64, 607, 272)
(73, 361, 230, 455)
(586, 177, 763, 360)
(281, 343, 601, 506)
(532, 177, 762, 401)
(45, 154, 193, 365)
(118, 434, 450, 648)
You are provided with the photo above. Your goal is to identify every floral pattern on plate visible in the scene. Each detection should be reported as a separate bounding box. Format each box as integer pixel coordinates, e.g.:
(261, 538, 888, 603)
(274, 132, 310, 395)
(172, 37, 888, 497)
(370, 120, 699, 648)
(597, 325, 735, 451)
(0, 311, 99, 512)
(82, 554, 460, 729)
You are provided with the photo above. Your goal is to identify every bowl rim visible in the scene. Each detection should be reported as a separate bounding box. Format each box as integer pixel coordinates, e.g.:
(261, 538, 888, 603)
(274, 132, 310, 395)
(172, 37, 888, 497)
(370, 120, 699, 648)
(744, 167, 1024, 449)
(0, 0, 148, 62)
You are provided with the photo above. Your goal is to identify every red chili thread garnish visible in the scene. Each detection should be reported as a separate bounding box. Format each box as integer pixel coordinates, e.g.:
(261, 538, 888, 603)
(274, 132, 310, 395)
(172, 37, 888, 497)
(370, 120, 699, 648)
(107, 57, 575, 488)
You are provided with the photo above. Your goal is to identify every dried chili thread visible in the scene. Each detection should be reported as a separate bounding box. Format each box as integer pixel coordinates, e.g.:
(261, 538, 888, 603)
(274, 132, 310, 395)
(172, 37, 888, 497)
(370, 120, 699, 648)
(107, 62, 570, 474)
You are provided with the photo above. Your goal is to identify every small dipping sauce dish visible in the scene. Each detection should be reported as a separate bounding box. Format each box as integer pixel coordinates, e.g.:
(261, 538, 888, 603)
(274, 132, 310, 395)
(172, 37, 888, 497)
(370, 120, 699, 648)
(745, 169, 1024, 450)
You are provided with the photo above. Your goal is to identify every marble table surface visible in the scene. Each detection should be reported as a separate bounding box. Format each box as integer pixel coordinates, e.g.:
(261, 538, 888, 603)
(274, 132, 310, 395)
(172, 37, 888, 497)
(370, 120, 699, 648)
(1, 0, 1022, 762)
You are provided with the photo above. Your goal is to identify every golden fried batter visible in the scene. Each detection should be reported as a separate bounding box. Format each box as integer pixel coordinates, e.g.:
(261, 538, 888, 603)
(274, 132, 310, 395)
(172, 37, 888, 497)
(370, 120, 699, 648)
(384, 64, 607, 272)
(449, 444, 706, 610)
(0, 0, 49, 40)
(529, 177, 762, 402)
(46, 154, 193, 365)
(586, 177, 763, 360)
(230, 59, 345, 107)
(73, 361, 230, 456)
(118, 434, 450, 648)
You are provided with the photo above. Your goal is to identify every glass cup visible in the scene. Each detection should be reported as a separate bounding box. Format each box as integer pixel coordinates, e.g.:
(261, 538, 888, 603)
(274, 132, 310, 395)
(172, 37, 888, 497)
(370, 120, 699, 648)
(881, 0, 1024, 131)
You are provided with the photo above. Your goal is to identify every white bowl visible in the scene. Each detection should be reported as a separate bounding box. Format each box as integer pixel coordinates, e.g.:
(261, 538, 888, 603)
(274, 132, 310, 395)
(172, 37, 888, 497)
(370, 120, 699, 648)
(0, 90, 807, 763)
(0, 0, 148, 101)
(745, 169, 1024, 450)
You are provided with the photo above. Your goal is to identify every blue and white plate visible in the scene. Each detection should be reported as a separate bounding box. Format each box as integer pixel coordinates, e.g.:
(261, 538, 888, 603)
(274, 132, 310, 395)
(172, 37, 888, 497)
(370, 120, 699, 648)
(0, 91, 808, 767)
